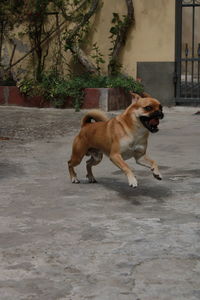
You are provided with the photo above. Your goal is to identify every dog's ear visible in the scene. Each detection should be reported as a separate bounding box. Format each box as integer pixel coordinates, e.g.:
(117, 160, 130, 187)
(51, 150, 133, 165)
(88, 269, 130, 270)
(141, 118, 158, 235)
(130, 92, 141, 103)
(141, 92, 151, 98)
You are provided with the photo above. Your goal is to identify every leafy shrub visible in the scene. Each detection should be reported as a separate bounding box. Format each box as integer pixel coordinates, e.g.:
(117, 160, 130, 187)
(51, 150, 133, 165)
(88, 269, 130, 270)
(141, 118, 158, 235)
(18, 72, 144, 111)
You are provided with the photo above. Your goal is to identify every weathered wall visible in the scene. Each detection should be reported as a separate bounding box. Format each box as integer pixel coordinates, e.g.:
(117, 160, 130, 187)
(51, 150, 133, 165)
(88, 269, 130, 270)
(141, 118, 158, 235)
(2, 0, 176, 82)
(91, 0, 175, 77)
(127, 0, 175, 76)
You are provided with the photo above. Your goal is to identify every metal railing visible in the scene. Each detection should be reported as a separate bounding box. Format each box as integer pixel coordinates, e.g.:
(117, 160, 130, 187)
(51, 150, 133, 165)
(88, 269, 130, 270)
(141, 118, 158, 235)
(175, 0, 200, 104)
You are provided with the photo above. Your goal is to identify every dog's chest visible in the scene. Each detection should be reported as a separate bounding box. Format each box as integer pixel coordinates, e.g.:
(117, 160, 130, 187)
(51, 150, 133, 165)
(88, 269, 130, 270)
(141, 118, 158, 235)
(120, 129, 147, 160)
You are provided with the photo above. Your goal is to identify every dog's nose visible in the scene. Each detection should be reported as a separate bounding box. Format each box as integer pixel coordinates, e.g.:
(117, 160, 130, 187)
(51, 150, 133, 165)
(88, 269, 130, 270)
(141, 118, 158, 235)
(152, 110, 164, 119)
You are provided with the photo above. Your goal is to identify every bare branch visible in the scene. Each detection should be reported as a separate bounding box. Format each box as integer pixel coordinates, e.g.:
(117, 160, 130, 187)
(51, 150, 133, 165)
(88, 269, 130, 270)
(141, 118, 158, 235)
(65, 0, 99, 45)
(58, 0, 89, 21)
(9, 44, 16, 67)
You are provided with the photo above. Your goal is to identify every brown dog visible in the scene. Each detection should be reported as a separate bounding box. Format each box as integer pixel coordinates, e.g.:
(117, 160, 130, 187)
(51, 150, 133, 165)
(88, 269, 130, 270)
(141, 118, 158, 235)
(68, 93, 164, 187)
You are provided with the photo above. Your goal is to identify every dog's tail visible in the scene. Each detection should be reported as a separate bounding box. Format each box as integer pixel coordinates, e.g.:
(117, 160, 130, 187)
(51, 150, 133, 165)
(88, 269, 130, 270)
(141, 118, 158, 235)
(81, 109, 109, 127)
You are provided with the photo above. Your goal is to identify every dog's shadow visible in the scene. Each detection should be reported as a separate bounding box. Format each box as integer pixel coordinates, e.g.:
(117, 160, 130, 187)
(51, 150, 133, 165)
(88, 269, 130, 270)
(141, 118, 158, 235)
(97, 173, 172, 205)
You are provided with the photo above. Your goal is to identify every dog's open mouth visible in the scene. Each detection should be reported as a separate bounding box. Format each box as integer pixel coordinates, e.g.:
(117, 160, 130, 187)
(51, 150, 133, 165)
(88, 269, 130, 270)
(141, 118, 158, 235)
(140, 116, 160, 133)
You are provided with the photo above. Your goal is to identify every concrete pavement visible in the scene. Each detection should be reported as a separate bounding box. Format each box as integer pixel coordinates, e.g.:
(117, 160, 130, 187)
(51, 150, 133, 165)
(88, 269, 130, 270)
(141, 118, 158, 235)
(0, 106, 200, 300)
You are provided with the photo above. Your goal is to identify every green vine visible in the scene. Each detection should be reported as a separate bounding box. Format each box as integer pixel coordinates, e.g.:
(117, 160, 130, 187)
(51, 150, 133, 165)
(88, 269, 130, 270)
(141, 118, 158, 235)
(109, 13, 129, 48)
(90, 43, 105, 75)
(63, 1, 92, 51)
(0, 0, 64, 82)
(108, 12, 130, 75)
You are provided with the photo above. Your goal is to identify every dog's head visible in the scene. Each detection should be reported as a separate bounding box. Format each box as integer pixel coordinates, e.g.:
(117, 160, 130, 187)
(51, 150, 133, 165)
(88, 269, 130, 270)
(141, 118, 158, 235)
(130, 93, 164, 133)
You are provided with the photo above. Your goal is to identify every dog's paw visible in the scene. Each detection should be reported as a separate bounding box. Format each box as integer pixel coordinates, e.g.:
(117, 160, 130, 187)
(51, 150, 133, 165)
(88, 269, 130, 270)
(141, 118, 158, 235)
(87, 177, 98, 183)
(128, 176, 138, 188)
(72, 177, 80, 184)
(89, 179, 98, 183)
(153, 172, 162, 180)
(86, 174, 97, 183)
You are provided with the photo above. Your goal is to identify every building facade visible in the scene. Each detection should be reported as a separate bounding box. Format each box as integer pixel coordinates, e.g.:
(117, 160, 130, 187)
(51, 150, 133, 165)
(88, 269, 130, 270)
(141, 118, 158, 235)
(1, 0, 200, 106)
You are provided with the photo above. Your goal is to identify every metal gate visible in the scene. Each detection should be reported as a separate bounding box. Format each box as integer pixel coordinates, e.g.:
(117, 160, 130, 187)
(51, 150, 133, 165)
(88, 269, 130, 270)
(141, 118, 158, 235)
(175, 0, 200, 105)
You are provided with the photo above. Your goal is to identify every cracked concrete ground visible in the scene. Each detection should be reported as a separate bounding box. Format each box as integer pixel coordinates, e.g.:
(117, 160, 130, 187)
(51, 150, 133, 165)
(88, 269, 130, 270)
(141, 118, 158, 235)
(0, 105, 200, 300)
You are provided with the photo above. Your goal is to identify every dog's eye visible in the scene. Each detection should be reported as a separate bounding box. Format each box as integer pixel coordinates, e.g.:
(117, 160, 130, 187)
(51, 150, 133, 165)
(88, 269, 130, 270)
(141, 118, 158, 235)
(144, 106, 152, 112)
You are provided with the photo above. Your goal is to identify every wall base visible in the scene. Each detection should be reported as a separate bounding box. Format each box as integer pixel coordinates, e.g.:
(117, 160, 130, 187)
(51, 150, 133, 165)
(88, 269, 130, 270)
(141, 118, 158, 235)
(0, 87, 132, 111)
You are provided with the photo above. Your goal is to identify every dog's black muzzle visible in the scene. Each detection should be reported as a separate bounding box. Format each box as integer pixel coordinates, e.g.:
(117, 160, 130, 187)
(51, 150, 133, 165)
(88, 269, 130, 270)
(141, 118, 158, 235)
(140, 109, 164, 133)
(150, 110, 164, 120)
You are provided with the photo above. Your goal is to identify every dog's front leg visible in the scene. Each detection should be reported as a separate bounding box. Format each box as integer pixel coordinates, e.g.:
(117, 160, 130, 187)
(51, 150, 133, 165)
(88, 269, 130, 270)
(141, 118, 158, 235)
(110, 153, 138, 188)
(136, 154, 162, 180)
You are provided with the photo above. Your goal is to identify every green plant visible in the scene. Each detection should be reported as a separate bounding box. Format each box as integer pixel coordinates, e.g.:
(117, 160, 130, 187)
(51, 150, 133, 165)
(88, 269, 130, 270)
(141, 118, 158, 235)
(74, 73, 144, 94)
(18, 71, 85, 111)
(18, 78, 36, 95)
(18, 72, 144, 111)
(40, 71, 69, 108)
(106, 75, 143, 93)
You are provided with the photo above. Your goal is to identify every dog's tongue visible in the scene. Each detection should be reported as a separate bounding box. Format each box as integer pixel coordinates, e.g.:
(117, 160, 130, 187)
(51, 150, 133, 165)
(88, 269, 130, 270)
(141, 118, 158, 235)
(149, 118, 159, 126)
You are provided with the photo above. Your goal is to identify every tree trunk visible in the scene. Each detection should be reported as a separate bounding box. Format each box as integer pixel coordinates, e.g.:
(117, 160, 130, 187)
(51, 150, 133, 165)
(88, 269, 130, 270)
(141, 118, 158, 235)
(108, 0, 135, 76)
(71, 44, 99, 74)
(66, 0, 100, 74)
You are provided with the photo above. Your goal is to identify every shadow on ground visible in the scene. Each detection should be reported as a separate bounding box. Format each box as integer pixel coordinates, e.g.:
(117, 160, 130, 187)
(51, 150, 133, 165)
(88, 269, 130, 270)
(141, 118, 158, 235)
(97, 175, 172, 205)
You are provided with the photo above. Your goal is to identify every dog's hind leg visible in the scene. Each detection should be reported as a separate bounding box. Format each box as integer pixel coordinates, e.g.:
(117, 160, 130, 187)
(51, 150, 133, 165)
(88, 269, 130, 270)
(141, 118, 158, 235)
(68, 157, 81, 183)
(68, 137, 88, 183)
(86, 151, 103, 183)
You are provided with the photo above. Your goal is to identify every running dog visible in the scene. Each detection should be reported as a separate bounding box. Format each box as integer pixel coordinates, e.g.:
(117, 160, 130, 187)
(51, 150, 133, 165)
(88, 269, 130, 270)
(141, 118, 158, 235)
(68, 93, 164, 188)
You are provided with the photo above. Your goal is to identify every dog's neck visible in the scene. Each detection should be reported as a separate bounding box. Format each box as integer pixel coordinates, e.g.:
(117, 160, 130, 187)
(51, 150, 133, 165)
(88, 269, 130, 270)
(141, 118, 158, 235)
(119, 106, 148, 136)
